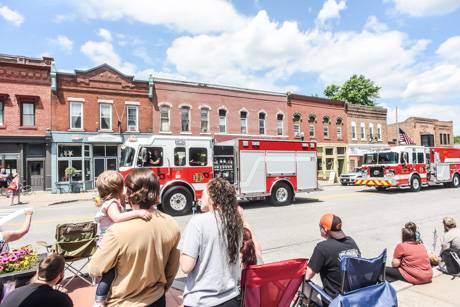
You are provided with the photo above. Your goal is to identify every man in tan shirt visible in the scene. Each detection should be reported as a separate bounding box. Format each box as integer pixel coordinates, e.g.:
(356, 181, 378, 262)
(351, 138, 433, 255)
(89, 209, 180, 307)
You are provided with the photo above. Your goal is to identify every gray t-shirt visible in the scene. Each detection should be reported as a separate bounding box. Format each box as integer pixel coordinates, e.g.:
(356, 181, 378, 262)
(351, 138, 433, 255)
(442, 228, 460, 251)
(179, 212, 241, 307)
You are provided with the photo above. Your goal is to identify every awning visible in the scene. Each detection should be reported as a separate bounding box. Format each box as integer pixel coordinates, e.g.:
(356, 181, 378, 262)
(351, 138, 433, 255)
(87, 134, 123, 143)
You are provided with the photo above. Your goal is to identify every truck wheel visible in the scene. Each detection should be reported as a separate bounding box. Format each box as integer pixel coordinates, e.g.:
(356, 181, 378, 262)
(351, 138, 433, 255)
(162, 186, 193, 216)
(410, 176, 421, 192)
(452, 174, 460, 188)
(270, 182, 293, 206)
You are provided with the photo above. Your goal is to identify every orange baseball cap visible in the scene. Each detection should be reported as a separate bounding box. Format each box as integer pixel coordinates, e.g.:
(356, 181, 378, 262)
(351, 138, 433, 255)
(320, 214, 342, 232)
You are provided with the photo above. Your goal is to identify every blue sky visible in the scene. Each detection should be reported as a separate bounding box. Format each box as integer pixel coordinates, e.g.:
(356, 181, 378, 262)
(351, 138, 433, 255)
(1, 0, 460, 134)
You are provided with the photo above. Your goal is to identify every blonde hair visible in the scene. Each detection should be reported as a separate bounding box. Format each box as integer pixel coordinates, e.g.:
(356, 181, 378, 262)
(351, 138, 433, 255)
(96, 170, 124, 205)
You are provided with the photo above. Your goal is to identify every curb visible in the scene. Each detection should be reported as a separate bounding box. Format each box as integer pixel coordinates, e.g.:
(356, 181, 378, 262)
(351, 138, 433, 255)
(48, 198, 94, 206)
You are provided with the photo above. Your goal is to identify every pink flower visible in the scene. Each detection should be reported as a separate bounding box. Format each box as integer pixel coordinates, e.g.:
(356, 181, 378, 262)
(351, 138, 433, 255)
(0, 265, 4, 271)
(2, 257, 9, 263)
(8, 255, 17, 262)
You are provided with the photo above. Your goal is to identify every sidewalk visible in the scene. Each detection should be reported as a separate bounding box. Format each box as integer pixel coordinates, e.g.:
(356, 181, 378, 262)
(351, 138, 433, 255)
(0, 190, 96, 207)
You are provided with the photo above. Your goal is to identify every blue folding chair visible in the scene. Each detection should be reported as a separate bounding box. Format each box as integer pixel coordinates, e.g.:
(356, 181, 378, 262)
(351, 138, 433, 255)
(304, 249, 397, 307)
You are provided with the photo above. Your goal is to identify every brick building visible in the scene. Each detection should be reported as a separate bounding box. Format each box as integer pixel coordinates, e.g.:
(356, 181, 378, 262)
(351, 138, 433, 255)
(152, 78, 288, 141)
(51, 64, 152, 192)
(287, 94, 348, 179)
(388, 117, 454, 147)
(0, 54, 53, 191)
(346, 104, 389, 170)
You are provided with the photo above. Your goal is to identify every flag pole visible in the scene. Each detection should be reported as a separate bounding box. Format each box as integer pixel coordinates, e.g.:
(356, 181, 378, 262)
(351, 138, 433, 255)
(396, 106, 399, 145)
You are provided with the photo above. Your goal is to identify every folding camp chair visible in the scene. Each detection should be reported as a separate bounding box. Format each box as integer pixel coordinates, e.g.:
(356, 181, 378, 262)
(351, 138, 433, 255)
(241, 258, 308, 307)
(38, 222, 98, 287)
(304, 249, 397, 307)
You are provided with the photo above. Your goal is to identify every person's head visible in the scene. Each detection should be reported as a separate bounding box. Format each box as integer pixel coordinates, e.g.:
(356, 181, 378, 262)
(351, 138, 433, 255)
(125, 168, 160, 210)
(402, 227, 416, 242)
(201, 178, 243, 264)
(240, 227, 257, 268)
(319, 213, 344, 240)
(405, 222, 417, 233)
(96, 170, 124, 204)
(443, 217, 456, 232)
(36, 254, 65, 285)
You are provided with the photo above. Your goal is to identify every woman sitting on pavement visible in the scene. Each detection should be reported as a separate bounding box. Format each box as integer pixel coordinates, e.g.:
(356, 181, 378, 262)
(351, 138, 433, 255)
(386, 223, 432, 284)
(180, 178, 244, 307)
(430, 217, 460, 273)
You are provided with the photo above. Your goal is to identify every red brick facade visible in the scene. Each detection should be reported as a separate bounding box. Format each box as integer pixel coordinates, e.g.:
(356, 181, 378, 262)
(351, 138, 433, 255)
(0, 55, 53, 136)
(53, 65, 152, 133)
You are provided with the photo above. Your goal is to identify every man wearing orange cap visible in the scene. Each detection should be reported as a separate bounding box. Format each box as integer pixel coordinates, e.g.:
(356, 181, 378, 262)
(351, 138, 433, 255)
(305, 214, 361, 300)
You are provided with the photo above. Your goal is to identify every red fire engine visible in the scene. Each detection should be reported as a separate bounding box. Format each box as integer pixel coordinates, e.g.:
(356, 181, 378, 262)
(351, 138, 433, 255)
(119, 135, 318, 216)
(354, 145, 460, 192)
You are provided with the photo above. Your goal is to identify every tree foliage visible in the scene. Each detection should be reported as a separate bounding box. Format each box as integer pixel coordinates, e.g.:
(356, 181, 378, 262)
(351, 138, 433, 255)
(455, 136, 460, 144)
(324, 74, 381, 106)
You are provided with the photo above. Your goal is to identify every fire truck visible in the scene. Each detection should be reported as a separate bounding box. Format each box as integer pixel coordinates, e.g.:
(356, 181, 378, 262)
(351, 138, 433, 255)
(119, 135, 318, 216)
(354, 145, 460, 192)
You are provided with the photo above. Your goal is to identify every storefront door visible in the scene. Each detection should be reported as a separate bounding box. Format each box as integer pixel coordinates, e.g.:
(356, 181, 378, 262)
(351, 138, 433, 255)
(94, 158, 118, 179)
(28, 160, 44, 191)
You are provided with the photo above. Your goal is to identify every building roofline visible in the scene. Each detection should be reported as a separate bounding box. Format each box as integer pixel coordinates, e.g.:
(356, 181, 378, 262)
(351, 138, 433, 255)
(0, 53, 53, 67)
(152, 77, 286, 97)
(287, 93, 345, 106)
(56, 63, 148, 84)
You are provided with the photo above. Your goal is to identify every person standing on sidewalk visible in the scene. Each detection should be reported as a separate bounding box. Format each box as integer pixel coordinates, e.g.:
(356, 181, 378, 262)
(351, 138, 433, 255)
(7, 173, 21, 206)
(180, 178, 244, 307)
(386, 223, 432, 284)
(89, 169, 180, 307)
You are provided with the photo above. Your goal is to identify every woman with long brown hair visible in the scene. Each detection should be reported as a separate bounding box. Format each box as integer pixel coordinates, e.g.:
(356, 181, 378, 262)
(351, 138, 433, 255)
(180, 178, 244, 307)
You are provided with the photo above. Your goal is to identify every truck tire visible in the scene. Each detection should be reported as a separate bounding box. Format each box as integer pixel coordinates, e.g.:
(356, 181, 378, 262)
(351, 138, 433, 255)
(452, 174, 460, 188)
(410, 176, 421, 192)
(270, 182, 293, 206)
(161, 186, 193, 216)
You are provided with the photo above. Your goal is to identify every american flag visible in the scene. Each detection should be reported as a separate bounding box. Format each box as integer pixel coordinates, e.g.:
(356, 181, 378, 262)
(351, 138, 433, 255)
(399, 128, 416, 145)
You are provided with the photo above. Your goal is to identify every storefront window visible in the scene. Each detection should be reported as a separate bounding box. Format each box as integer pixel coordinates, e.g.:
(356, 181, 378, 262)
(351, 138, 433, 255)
(106, 146, 117, 156)
(317, 158, 323, 171)
(93, 146, 105, 157)
(58, 145, 82, 158)
(337, 147, 345, 155)
(84, 159, 91, 181)
(326, 158, 334, 170)
(72, 160, 82, 181)
(325, 148, 334, 156)
(58, 160, 69, 182)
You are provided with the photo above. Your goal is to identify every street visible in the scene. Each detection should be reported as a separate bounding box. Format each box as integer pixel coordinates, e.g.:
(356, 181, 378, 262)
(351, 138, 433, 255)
(3, 184, 459, 265)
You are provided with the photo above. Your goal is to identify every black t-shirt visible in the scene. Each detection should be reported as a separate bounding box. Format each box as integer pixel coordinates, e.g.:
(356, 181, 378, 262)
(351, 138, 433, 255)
(1, 283, 73, 307)
(308, 236, 360, 298)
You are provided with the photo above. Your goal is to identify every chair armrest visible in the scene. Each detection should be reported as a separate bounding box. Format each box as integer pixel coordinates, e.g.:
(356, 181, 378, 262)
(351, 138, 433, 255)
(306, 280, 333, 304)
(36, 241, 53, 252)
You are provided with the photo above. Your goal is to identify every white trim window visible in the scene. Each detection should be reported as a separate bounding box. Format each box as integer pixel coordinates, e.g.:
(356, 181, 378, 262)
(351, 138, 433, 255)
(293, 114, 302, 138)
(99, 103, 112, 130)
(323, 116, 330, 139)
(0, 101, 4, 126)
(351, 122, 357, 140)
(70, 101, 83, 130)
(377, 124, 382, 141)
(127, 105, 139, 132)
(21, 102, 35, 127)
(160, 105, 170, 132)
(323, 126, 330, 139)
(200, 107, 209, 133)
(360, 122, 365, 140)
(337, 126, 343, 140)
(180, 106, 191, 132)
(276, 113, 284, 135)
(369, 123, 374, 141)
(259, 112, 266, 135)
(219, 109, 227, 133)
(240, 110, 248, 134)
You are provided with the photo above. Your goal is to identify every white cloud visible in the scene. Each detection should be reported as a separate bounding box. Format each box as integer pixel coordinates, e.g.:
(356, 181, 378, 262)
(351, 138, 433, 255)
(98, 28, 112, 41)
(50, 35, 74, 52)
(166, 10, 429, 96)
(391, 0, 460, 16)
(81, 39, 136, 75)
(316, 0, 347, 25)
(0, 5, 24, 26)
(53, 14, 76, 23)
(73, 0, 247, 34)
(133, 48, 154, 65)
(436, 36, 460, 63)
(364, 16, 389, 32)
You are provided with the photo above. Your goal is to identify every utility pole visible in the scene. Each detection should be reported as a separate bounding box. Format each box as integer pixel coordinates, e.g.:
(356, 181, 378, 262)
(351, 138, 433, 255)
(396, 106, 399, 145)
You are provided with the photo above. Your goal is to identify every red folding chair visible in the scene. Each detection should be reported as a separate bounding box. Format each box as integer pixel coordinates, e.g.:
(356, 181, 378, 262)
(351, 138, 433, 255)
(241, 258, 308, 307)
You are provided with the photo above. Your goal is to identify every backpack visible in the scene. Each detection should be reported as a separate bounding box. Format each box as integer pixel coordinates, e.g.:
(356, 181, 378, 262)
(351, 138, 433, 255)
(441, 249, 460, 275)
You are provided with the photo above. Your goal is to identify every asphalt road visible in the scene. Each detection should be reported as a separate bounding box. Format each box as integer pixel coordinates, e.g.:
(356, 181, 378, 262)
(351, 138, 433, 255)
(2, 184, 460, 266)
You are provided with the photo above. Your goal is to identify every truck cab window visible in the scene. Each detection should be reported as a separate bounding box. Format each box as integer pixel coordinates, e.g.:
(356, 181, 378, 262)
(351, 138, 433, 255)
(401, 152, 409, 164)
(174, 147, 186, 166)
(189, 148, 207, 166)
(138, 147, 163, 167)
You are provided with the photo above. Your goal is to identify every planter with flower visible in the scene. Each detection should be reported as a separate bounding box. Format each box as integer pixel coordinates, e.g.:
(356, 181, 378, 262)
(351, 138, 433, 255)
(0, 245, 42, 287)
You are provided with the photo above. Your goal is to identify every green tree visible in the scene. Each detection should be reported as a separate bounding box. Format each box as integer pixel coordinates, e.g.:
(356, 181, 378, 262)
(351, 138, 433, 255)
(324, 74, 381, 106)
(455, 136, 460, 144)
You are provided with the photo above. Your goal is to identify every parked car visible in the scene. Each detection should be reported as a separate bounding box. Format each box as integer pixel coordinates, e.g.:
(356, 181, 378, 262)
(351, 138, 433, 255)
(340, 168, 365, 186)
